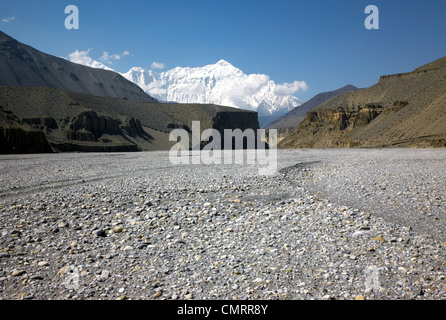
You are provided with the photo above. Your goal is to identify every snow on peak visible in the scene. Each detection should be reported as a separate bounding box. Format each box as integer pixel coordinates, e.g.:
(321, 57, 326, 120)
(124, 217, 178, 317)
(216, 59, 232, 66)
(128, 66, 147, 73)
(122, 60, 307, 117)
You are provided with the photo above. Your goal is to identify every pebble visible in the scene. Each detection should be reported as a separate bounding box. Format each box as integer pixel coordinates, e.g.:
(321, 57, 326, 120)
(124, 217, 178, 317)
(371, 236, 387, 243)
(94, 229, 107, 237)
(11, 270, 23, 277)
(113, 226, 124, 234)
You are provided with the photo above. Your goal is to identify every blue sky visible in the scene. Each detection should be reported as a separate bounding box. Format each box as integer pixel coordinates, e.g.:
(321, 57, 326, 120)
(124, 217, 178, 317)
(1, 0, 445, 102)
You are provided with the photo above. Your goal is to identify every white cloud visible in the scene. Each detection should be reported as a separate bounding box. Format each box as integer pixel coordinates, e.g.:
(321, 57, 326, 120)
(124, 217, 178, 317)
(151, 61, 165, 70)
(68, 48, 92, 62)
(274, 81, 308, 96)
(67, 49, 114, 71)
(2, 16, 15, 23)
(100, 51, 131, 65)
(100, 52, 112, 64)
(213, 73, 270, 101)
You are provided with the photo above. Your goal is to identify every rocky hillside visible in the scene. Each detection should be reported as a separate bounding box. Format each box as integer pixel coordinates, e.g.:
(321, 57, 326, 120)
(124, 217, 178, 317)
(279, 57, 446, 149)
(0, 31, 156, 103)
(0, 86, 259, 152)
(266, 85, 358, 129)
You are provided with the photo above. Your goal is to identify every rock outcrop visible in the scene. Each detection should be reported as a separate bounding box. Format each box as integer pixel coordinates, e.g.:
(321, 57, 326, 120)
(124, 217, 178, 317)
(265, 85, 359, 130)
(0, 107, 53, 154)
(65, 110, 123, 141)
(212, 111, 259, 133)
(210, 110, 261, 149)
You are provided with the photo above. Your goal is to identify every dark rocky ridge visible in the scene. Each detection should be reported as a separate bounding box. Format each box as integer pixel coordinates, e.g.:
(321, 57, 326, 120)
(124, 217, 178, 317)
(279, 57, 446, 149)
(0, 86, 260, 153)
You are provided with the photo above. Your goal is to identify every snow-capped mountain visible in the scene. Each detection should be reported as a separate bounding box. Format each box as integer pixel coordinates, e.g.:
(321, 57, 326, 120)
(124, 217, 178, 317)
(66, 53, 307, 126)
(121, 60, 305, 118)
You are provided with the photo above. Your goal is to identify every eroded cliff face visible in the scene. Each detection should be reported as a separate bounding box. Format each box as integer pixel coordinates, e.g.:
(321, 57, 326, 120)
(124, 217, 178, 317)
(0, 107, 53, 154)
(279, 103, 408, 148)
(304, 104, 384, 131)
(209, 111, 261, 149)
(63, 110, 146, 142)
(0, 128, 53, 154)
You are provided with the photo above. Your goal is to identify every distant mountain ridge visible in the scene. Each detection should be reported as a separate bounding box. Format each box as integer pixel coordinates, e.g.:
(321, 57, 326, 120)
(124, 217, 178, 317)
(121, 60, 305, 124)
(266, 84, 359, 129)
(0, 31, 156, 103)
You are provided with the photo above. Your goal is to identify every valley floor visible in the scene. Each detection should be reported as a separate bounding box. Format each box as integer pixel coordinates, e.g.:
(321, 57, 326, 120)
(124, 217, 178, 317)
(0, 149, 445, 300)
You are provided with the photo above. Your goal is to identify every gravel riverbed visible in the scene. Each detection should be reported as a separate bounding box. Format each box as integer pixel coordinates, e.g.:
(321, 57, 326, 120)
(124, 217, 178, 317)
(0, 149, 445, 300)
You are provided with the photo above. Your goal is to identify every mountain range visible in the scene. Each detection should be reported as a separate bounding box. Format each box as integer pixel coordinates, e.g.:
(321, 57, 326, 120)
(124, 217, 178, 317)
(279, 57, 446, 149)
(0, 31, 259, 154)
(67, 54, 306, 127)
(1, 30, 444, 153)
(120, 60, 304, 123)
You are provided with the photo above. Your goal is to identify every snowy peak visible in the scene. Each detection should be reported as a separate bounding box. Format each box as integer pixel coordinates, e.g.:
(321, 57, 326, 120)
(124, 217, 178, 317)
(121, 68, 165, 97)
(121, 60, 307, 118)
(122, 68, 158, 86)
(64, 51, 307, 120)
(216, 59, 231, 66)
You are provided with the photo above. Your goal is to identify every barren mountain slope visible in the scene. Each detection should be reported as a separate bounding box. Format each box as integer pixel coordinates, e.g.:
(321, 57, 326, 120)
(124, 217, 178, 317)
(279, 57, 446, 148)
(0, 31, 156, 103)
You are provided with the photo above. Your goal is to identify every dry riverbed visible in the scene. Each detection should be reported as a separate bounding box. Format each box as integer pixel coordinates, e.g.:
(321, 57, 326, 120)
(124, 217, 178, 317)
(0, 149, 445, 300)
